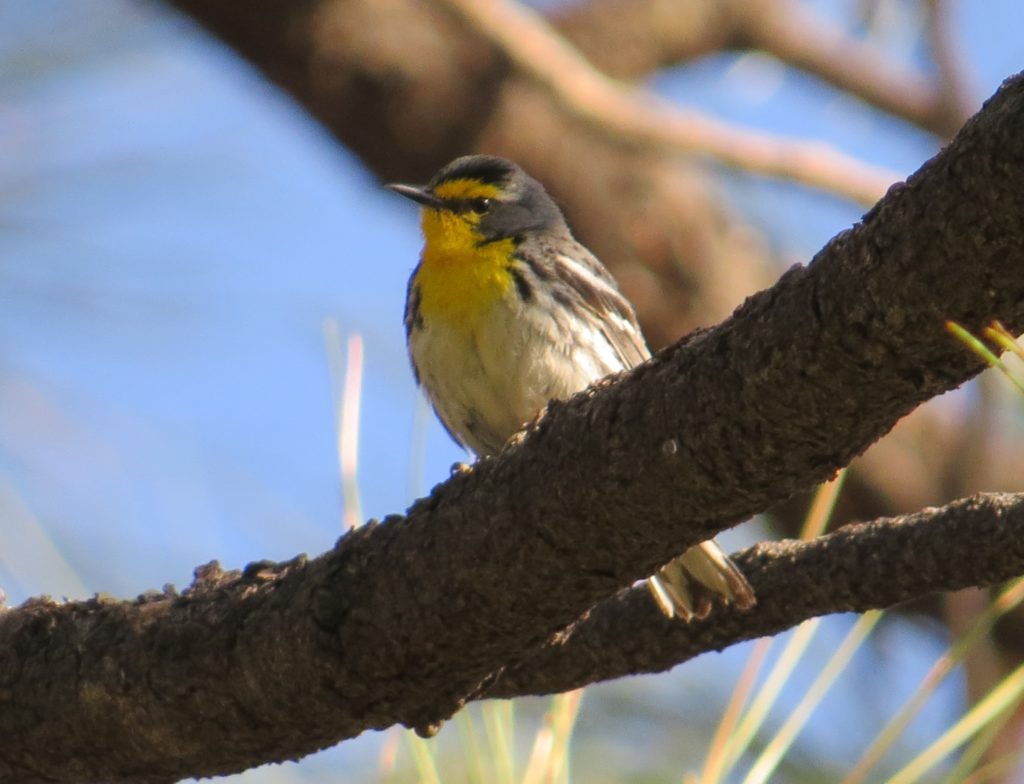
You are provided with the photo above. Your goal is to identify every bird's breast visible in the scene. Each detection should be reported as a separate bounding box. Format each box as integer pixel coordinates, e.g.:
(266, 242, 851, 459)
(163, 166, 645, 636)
(413, 230, 519, 336)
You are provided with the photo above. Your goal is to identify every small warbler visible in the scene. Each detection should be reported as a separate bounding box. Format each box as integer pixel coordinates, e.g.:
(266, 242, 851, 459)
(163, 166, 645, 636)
(388, 155, 754, 620)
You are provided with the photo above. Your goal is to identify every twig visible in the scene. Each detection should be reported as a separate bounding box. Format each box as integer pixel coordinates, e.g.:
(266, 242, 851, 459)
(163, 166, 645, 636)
(555, 0, 963, 137)
(737, 0, 965, 137)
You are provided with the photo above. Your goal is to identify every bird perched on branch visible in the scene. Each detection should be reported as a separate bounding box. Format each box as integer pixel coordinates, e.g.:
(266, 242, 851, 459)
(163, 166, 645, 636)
(389, 154, 754, 620)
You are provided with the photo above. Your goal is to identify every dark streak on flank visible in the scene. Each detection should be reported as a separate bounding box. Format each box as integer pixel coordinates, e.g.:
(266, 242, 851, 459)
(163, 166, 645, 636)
(404, 277, 424, 337)
(509, 265, 533, 302)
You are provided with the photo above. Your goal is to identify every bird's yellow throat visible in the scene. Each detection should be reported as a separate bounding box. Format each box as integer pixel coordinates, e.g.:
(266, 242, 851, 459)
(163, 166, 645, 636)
(414, 180, 517, 330)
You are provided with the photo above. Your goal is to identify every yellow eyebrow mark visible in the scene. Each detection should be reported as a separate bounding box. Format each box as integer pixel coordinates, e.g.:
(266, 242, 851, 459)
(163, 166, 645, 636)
(433, 179, 502, 200)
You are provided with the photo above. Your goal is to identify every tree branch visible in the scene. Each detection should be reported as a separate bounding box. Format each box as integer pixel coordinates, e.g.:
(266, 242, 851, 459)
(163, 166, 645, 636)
(921, 0, 976, 134)
(554, 0, 967, 137)
(3, 68, 1024, 782)
(733, 0, 969, 137)
(486, 493, 1024, 698)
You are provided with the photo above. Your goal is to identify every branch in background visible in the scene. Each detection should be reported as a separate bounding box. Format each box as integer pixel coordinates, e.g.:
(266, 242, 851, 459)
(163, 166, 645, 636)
(921, 0, 976, 135)
(733, 0, 970, 137)
(487, 493, 1024, 697)
(3, 70, 1024, 783)
(551, 0, 738, 74)
(441, 0, 897, 205)
(554, 0, 970, 137)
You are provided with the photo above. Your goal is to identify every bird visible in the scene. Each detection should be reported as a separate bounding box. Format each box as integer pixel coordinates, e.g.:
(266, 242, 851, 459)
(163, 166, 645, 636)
(388, 154, 754, 621)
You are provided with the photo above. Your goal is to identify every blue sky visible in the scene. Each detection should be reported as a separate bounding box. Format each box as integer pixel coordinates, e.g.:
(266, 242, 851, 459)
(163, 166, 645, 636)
(1, 0, 1021, 780)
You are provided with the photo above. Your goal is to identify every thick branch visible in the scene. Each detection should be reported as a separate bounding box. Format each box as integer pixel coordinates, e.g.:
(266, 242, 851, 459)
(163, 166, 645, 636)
(487, 493, 1024, 697)
(2, 71, 1024, 782)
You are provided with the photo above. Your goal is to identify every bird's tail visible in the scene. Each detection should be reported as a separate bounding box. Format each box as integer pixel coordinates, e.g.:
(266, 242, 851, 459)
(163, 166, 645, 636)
(647, 540, 755, 621)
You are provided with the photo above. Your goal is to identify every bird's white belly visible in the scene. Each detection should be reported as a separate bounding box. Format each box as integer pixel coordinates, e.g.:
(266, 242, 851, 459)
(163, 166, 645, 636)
(410, 297, 619, 455)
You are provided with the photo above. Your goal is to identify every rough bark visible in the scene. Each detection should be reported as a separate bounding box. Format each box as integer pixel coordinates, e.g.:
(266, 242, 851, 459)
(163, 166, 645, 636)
(485, 493, 1024, 697)
(2, 68, 1024, 784)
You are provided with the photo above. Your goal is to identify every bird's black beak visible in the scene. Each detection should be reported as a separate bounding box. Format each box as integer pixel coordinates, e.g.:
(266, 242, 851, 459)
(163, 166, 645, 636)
(386, 183, 444, 209)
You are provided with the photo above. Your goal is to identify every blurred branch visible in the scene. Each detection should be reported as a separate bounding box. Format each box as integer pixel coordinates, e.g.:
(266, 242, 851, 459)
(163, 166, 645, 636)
(443, 0, 896, 205)
(554, 0, 970, 137)
(487, 494, 1024, 697)
(734, 0, 970, 137)
(3, 70, 1024, 782)
(921, 0, 976, 135)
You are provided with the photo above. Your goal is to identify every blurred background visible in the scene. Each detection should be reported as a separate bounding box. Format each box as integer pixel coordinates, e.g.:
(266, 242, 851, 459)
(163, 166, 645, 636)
(2, 0, 1024, 781)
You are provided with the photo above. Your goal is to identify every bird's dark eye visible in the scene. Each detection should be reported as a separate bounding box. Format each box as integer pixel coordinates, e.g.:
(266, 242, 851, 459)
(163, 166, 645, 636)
(468, 197, 492, 214)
